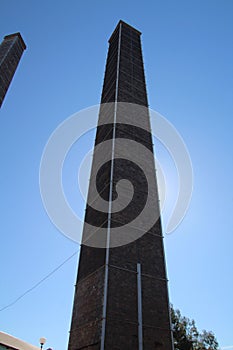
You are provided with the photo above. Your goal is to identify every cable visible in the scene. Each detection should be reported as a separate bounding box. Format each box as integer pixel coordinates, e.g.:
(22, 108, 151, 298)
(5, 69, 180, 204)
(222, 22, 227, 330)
(0, 249, 79, 312)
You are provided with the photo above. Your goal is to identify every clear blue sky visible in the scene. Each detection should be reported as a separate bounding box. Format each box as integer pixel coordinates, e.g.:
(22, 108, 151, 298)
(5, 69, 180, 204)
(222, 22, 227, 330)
(1, 1, 233, 349)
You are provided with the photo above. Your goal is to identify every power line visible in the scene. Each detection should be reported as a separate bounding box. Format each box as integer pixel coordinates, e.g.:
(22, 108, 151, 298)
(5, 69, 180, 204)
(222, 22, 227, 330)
(0, 249, 79, 312)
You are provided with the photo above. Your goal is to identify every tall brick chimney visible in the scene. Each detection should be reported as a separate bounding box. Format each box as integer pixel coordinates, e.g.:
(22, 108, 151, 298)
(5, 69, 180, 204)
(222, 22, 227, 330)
(68, 21, 174, 350)
(0, 32, 26, 107)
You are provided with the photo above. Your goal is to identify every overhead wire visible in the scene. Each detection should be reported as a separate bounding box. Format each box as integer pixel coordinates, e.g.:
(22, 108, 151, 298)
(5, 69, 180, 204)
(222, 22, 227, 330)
(0, 249, 79, 312)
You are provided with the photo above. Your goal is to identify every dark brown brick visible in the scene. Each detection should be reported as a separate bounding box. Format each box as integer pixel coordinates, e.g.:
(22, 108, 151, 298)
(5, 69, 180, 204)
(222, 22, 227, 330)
(0, 32, 26, 107)
(68, 20, 173, 350)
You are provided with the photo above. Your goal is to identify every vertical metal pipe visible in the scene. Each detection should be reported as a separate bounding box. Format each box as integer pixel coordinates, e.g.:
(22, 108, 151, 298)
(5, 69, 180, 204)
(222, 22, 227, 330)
(100, 22, 122, 350)
(137, 263, 143, 350)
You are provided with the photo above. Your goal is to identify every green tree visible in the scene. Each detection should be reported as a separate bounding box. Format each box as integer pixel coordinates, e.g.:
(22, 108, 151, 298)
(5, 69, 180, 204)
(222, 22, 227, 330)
(171, 305, 219, 350)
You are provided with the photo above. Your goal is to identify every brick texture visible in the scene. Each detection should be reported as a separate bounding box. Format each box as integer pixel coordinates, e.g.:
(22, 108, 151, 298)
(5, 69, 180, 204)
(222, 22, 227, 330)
(0, 33, 26, 107)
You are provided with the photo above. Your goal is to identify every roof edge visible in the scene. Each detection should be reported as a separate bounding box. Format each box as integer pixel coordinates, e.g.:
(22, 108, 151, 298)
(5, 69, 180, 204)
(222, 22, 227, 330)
(0, 331, 39, 350)
(4, 32, 26, 50)
(108, 20, 141, 43)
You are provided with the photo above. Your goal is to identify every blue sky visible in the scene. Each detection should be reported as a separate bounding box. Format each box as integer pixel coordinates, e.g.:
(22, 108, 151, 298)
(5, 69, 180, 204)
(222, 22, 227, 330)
(0, 1, 233, 349)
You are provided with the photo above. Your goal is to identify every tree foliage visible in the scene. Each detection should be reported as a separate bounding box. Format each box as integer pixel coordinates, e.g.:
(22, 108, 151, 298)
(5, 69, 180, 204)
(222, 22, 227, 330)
(171, 305, 219, 350)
